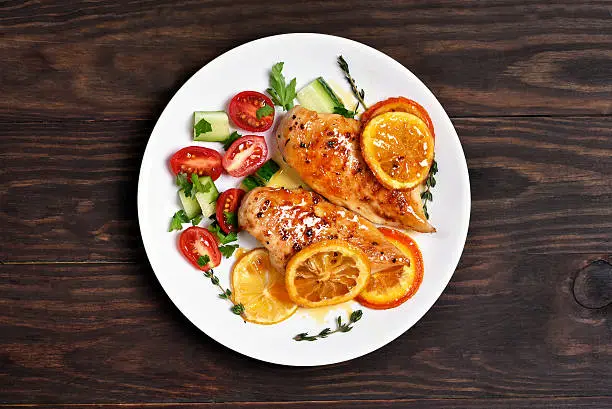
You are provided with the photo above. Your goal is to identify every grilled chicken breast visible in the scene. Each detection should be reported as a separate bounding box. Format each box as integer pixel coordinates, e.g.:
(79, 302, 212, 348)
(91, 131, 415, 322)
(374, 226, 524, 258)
(276, 106, 434, 233)
(238, 187, 409, 274)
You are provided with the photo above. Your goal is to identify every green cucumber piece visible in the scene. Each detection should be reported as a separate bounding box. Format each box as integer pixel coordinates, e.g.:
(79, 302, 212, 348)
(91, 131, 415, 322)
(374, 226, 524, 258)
(255, 160, 281, 183)
(193, 111, 230, 142)
(178, 189, 201, 219)
(194, 176, 219, 218)
(241, 175, 263, 191)
(296, 77, 344, 113)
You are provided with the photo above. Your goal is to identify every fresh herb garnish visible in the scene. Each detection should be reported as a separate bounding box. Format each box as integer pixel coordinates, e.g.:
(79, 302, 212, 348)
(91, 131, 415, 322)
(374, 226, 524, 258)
(337, 56, 367, 110)
(191, 214, 203, 226)
(333, 103, 358, 119)
(194, 118, 213, 137)
(267, 62, 297, 111)
(224, 211, 237, 228)
(421, 158, 438, 219)
(219, 244, 239, 258)
(223, 131, 242, 150)
(198, 254, 245, 317)
(169, 210, 189, 232)
(191, 173, 212, 198)
(293, 310, 363, 341)
(256, 104, 274, 119)
(197, 254, 210, 267)
(207, 222, 238, 245)
(176, 172, 192, 197)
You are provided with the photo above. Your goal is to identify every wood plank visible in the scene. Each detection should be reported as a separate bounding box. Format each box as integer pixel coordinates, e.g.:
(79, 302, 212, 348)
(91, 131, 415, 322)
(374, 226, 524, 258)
(1, 117, 611, 262)
(0, 397, 610, 408)
(1, 258, 610, 403)
(0, 0, 610, 119)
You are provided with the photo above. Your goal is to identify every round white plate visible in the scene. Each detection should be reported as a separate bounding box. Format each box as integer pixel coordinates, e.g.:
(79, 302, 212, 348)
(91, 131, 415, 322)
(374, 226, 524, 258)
(138, 33, 470, 366)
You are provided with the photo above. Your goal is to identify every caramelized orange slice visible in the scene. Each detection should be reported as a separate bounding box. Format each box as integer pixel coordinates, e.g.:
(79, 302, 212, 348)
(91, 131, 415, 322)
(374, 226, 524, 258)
(361, 111, 434, 190)
(285, 240, 371, 308)
(357, 227, 424, 309)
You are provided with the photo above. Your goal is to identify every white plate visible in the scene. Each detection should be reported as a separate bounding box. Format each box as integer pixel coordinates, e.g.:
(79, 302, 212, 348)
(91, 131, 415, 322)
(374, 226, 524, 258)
(138, 33, 470, 366)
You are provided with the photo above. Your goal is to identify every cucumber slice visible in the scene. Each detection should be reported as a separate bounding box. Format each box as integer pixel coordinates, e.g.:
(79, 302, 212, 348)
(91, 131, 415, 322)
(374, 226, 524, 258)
(194, 176, 219, 218)
(178, 189, 201, 219)
(241, 175, 263, 191)
(255, 160, 281, 183)
(297, 77, 344, 113)
(193, 111, 230, 142)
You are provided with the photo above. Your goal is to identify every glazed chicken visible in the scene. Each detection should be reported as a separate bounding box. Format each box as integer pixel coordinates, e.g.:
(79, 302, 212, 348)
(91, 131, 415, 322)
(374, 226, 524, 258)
(276, 106, 434, 233)
(238, 187, 409, 274)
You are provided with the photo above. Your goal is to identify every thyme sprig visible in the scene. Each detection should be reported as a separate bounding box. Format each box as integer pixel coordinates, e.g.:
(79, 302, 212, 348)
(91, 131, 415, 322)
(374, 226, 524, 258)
(421, 158, 438, 219)
(337, 56, 368, 111)
(198, 255, 245, 317)
(293, 310, 363, 341)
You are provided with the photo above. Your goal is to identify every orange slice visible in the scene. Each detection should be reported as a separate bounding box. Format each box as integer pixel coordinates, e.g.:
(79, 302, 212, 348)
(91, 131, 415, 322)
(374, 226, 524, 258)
(357, 227, 424, 309)
(231, 248, 297, 324)
(361, 111, 435, 190)
(285, 240, 371, 308)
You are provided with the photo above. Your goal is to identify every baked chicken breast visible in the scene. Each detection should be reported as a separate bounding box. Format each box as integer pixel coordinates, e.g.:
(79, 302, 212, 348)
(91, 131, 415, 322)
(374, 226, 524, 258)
(238, 187, 409, 274)
(276, 106, 434, 233)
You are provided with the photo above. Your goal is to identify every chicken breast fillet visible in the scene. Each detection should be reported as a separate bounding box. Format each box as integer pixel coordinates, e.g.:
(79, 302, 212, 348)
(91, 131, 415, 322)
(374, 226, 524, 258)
(238, 187, 409, 274)
(276, 106, 434, 233)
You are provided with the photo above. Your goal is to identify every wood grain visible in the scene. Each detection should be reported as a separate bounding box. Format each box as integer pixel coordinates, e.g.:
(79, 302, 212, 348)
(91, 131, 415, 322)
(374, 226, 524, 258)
(2, 117, 610, 262)
(0, 397, 610, 409)
(1, 256, 610, 403)
(0, 0, 610, 120)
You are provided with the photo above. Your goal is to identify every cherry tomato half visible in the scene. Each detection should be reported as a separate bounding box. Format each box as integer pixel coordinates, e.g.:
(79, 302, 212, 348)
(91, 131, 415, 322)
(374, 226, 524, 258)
(228, 91, 275, 132)
(179, 226, 221, 271)
(222, 135, 268, 177)
(169, 146, 223, 181)
(360, 97, 435, 139)
(216, 188, 246, 234)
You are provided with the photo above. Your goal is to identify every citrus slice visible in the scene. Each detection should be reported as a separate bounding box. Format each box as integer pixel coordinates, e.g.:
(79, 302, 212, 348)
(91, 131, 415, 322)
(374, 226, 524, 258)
(285, 240, 371, 308)
(361, 111, 435, 190)
(357, 227, 424, 309)
(231, 248, 297, 324)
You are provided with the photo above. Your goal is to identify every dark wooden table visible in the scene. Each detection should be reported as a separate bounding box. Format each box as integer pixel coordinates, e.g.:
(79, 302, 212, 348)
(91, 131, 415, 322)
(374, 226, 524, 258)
(1, 1, 611, 408)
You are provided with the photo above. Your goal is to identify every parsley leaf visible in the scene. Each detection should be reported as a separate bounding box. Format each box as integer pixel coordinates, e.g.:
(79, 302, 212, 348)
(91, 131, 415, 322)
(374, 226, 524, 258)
(219, 244, 239, 258)
(333, 106, 357, 118)
(223, 131, 242, 151)
(176, 172, 192, 197)
(256, 104, 274, 119)
(224, 211, 237, 228)
(168, 210, 189, 232)
(191, 214, 203, 226)
(207, 222, 238, 244)
(191, 173, 211, 198)
(197, 254, 210, 267)
(194, 118, 212, 137)
(266, 62, 297, 111)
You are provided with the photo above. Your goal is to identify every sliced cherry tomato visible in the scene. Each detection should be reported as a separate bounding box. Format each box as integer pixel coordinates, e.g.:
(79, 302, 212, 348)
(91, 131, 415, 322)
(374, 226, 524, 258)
(360, 97, 435, 139)
(169, 146, 223, 181)
(179, 226, 221, 271)
(228, 91, 275, 132)
(216, 188, 246, 234)
(222, 135, 268, 177)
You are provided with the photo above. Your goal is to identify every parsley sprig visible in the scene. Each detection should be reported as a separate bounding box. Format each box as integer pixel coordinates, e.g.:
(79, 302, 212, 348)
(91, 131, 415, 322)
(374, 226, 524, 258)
(293, 310, 363, 341)
(194, 118, 212, 138)
(267, 62, 297, 111)
(337, 56, 367, 111)
(333, 103, 359, 119)
(197, 255, 245, 317)
(256, 104, 274, 119)
(421, 158, 438, 219)
(223, 131, 242, 150)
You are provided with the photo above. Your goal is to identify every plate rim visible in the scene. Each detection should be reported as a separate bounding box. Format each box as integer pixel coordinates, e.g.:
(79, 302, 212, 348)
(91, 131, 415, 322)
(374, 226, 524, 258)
(137, 32, 471, 366)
